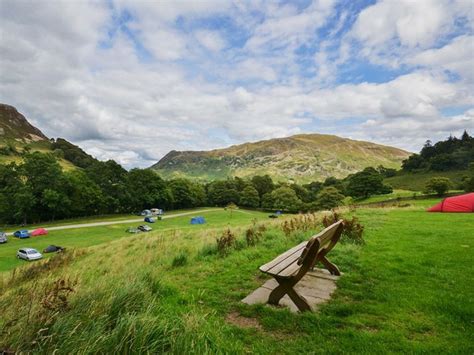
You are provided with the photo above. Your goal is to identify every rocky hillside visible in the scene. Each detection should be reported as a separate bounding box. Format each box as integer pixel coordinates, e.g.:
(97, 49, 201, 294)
(0, 103, 48, 141)
(0, 103, 98, 169)
(151, 134, 411, 182)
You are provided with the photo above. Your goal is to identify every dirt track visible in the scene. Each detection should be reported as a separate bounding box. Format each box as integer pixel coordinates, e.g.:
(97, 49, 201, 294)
(6, 209, 221, 235)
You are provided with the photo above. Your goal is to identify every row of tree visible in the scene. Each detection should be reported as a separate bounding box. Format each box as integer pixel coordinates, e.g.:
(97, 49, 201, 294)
(402, 131, 474, 172)
(0, 151, 395, 224)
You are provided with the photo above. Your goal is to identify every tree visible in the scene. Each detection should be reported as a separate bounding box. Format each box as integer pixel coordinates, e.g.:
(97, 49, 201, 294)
(346, 167, 392, 199)
(42, 188, 70, 220)
(239, 185, 260, 208)
(168, 178, 203, 209)
(64, 170, 106, 217)
(226, 202, 238, 218)
(13, 186, 36, 224)
(377, 165, 397, 178)
(261, 192, 274, 209)
(464, 163, 474, 192)
(251, 175, 274, 199)
(207, 180, 240, 206)
(424, 177, 452, 196)
(290, 183, 311, 202)
(316, 187, 345, 210)
(304, 181, 323, 201)
(270, 186, 302, 212)
(86, 160, 131, 213)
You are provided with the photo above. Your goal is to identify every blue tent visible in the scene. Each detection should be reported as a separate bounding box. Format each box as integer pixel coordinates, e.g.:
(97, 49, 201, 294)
(190, 216, 206, 225)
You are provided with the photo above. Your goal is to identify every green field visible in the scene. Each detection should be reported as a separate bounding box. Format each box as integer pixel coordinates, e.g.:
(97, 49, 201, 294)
(0, 202, 473, 353)
(0, 209, 268, 272)
(0, 208, 224, 232)
(385, 170, 468, 191)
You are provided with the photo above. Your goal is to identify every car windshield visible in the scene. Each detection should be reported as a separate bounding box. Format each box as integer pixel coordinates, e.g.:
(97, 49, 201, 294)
(27, 250, 38, 254)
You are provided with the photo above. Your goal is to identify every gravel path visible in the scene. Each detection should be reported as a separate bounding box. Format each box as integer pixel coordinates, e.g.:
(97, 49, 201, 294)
(6, 209, 221, 235)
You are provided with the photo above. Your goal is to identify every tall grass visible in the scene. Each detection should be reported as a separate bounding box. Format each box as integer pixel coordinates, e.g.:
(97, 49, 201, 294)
(1, 205, 473, 353)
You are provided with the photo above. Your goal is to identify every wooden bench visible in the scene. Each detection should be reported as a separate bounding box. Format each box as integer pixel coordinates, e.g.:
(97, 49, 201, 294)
(259, 220, 344, 312)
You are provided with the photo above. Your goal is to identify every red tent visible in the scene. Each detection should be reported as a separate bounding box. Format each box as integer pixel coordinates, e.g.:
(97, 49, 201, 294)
(427, 193, 474, 213)
(31, 228, 48, 236)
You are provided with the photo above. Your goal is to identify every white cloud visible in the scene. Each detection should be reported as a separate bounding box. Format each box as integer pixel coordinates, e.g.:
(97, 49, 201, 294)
(407, 35, 474, 83)
(349, 0, 473, 67)
(195, 30, 226, 52)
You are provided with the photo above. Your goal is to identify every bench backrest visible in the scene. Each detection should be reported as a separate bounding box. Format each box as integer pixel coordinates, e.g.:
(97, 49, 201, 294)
(297, 220, 343, 267)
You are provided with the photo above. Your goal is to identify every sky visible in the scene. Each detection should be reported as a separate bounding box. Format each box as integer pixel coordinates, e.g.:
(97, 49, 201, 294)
(0, 0, 473, 169)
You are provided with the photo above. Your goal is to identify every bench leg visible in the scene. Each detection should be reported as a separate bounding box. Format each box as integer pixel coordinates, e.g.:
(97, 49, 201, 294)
(320, 256, 341, 276)
(268, 283, 288, 305)
(287, 288, 311, 312)
(268, 279, 311, 312)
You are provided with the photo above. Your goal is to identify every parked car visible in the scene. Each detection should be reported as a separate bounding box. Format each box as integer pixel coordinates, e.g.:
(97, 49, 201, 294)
(14, 230, 30, 239)
(0, 232, 7, 244)
(126, 227, 141, 233)
(138, 225, 152, 232)
(144, 216, 156, 223)
(43, 245, 64, 253)
(17, 248, 43, 261)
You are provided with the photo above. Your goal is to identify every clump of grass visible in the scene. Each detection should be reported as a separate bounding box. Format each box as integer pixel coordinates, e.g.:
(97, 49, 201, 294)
(216, 229, 236, 256)
(107, 284, 146, 329)
(281, 213, 321, 237)
(171, 252, 188, 267)
(197, 244, 218, 258)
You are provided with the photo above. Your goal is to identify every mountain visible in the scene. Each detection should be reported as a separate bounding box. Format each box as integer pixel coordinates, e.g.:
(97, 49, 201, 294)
(151, 134, 411, 182)
(0, 103, 98, 169)
(0, 103, 48, 141)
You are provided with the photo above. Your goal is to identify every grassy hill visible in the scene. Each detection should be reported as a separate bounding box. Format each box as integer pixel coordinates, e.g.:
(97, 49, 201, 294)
(0, 103, 97, 170)
(0, 203, 472, 353)
(0, 103, 47, 141)
(151, 134, 411, 183)
(385, 170, 469, 191)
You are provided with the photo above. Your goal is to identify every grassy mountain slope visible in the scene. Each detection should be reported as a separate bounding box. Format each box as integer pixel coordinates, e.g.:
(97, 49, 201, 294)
(151, 134, 411, 182)
(0, 103, 97, 170)
(0, 103, 47, 141)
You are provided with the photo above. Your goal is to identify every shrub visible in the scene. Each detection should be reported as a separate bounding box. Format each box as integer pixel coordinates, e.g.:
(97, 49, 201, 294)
(216, 229, 236, 255)
(323, 212, 364, 245)
(245, 220, 266, 246)
(171, 252, 188, 267)
(424, 177, 452, 196)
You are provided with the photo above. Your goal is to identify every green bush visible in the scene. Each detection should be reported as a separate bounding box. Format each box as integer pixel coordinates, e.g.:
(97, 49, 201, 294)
(424, 177, 452, 196)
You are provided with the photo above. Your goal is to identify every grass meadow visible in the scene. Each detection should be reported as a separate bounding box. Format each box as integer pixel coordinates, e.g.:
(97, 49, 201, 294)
(0, 209, 268, 272)
(0, 201, 473, 353)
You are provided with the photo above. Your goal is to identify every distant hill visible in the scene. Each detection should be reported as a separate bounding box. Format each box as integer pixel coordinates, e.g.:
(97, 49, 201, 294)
(0, 103, 98, 169)
(0, 103, 47, 141)
(151, 134, 411, 182)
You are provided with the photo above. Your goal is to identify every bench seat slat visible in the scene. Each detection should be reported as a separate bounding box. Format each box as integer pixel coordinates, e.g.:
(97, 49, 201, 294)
(263, 251, 301, 276)
(259, 241, 307, 273)
(275, 262, 302, 278)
